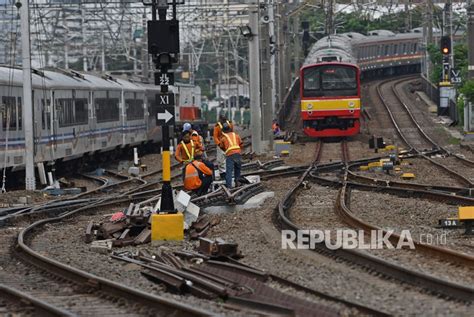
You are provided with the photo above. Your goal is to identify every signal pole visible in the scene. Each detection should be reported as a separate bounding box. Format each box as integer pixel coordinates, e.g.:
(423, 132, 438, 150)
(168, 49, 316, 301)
(248, 7, 262, 154)
(19, 0, 35, 191)
(145, 0, 182, 212)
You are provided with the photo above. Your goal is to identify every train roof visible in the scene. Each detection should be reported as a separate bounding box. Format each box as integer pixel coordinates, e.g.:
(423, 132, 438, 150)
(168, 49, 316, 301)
(352, 32, 421, 45)
(0, 66, 180, 93)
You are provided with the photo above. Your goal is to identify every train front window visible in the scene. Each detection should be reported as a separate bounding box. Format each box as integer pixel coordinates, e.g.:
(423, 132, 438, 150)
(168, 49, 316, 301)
(303, 65, 357, 97)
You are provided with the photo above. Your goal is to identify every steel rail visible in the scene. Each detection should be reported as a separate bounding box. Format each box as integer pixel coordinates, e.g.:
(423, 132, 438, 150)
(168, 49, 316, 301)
(277, 142, 474, 303)
(377, 77, 474, 188)
(15, 196, 211, 316)
(274, 141, 390, 314)
(0, 284, 75, 317)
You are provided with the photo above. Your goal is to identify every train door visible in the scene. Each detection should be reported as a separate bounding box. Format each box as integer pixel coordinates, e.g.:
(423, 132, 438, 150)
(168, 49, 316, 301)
(34, 88, 49, 162)
(0, 86, 23, 168)
(50, 91, 58, 156)
(89, 91, 96, 151)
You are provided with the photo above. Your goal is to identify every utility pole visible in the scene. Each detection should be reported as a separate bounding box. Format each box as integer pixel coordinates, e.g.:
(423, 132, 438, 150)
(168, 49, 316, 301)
(216, 51, 221, 113)
(404, 0, 411, 32)
(101, 31, 106, 72)
(81, 4, 87, 71)
(326, 0, 334, 35)
(276, 2, 285, 107)
(248, 7, 262, 154)
(233, 39, 239, 111)
(467, 2, 474, 133)
(427, 0, 433, 45)
(63, 11, 69, 69)
(260, 19, 273, 152)
(225, 39, 230, 119)
(292, 15, 301, 80)
(19, 0, 35, 190)
(142, 12, 149, 80)
(267, 0, 277, 114)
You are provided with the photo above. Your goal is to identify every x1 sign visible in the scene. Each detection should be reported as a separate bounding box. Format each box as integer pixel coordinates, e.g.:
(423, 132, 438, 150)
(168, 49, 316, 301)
(156, 93, 175, 126)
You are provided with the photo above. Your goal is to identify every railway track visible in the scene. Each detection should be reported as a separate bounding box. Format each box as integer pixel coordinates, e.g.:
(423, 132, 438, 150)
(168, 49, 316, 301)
(276, 140, 473, 303)
(376, 76, 474, 188)
(0, 178, 211, 316)
(0, 283, 73, 316)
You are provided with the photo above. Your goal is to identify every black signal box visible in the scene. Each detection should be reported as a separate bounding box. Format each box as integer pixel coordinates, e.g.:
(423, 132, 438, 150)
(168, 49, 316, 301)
(147, 20, 180, 55)
(440, 36, 451, 55)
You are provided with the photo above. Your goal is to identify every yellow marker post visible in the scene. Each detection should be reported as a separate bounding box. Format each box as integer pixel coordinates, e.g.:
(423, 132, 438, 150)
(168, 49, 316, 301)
(151, 213, 184, 241)
(458, 207, 474, 220)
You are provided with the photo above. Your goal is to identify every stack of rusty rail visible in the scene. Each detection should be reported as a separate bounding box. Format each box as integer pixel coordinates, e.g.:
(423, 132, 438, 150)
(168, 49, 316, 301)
(111, 239, 337, 317)
(187, 215, 220, 240)
(85, 203, 153, 250)
(86, 205, 223, 251)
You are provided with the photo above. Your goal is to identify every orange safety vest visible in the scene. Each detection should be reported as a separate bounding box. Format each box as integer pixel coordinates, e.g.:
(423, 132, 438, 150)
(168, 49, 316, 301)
(180, 140, 195, 163)
(184, 163, 201, 190)
(222, 132, 241, 155)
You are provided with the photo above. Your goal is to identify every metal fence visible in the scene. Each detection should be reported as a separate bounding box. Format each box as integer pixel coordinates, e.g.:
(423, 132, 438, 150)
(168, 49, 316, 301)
(420, 75, 440, 106)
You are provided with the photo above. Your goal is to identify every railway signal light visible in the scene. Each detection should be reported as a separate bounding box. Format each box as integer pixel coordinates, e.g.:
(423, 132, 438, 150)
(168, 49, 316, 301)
(440, 36, 451, 55)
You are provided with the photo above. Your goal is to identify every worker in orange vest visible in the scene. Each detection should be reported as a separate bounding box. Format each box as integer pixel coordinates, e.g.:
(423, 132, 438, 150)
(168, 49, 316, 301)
(183, 122, 204, 154)
(183, 154, 213, 196)
(219, 123, 243, 188)
(213, 114, 233, 178)
(175, 130, 195, 164)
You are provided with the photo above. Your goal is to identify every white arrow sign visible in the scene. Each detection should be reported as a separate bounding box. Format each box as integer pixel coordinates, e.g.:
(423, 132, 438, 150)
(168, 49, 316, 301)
(157, 109, 174, 123)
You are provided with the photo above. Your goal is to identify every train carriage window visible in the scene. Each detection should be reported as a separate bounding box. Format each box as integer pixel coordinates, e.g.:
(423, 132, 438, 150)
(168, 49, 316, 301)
(303, 65, 357, 97)
(384, 45, 389, 56)
(2, 96, 17, 131)
(75, 99, 88, 124)
(413, 43, 418, 52)
(57, 98, 88, 127)
(58, 99, 74, 126)
(96, 95, 120, 123)
(393, 44, 398, 55)
(126, 95, 144, 121)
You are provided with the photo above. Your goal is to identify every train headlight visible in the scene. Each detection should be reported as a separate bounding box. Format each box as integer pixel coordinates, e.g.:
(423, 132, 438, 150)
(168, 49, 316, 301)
(348, 102, 355, 108)
(307, 104, 313, 110)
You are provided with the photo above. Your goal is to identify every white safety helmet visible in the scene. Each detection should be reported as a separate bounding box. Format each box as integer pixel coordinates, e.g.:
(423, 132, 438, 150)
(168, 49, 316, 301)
(183, 123, 192, 131)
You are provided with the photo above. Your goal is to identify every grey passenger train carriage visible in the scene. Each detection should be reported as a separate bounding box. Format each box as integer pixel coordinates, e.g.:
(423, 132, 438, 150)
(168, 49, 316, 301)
(0, 66, 199, 172)
(303, 30, 426, 76)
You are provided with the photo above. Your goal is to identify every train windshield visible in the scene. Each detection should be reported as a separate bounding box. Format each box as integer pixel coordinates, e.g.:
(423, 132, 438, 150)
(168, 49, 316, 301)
(303, 65, 358, 97)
